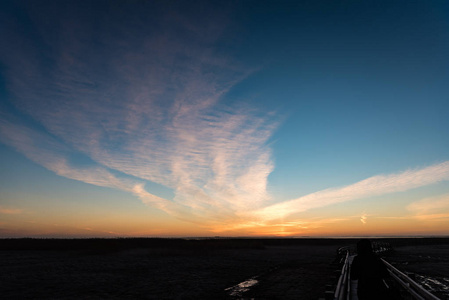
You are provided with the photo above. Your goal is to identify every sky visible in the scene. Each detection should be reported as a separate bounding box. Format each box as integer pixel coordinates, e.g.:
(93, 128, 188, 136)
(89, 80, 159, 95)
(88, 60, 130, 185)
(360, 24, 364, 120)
(1, 0, 448, 238)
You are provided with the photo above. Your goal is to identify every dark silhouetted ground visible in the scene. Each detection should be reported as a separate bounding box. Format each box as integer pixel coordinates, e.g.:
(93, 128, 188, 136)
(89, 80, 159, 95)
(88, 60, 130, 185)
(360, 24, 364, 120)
(1, 238, 448, 299)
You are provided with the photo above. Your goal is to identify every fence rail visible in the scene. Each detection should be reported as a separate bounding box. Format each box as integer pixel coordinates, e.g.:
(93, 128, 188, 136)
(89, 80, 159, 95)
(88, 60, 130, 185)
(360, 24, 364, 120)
(333, 250, 350, 300)
(327, 243, 441, 300)
(381, 259, 440, 300)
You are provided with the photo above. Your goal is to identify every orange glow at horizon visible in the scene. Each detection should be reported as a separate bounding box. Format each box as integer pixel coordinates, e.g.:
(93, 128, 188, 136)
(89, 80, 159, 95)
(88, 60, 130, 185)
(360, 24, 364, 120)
(2, 215, 449, 238)
(2, 191, 449, 238)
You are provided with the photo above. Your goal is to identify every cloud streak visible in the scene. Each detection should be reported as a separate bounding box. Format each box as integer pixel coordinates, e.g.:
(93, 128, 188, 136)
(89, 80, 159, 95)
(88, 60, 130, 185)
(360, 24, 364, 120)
(360, 213, 367, 224)
(406, 194, 449, 221)
(407, 194, 449, 214)
(0, 2, 277, 225)
(2, 2, 448, 234)
(0, 206, 23, 215)
(254, 161, 449, 221)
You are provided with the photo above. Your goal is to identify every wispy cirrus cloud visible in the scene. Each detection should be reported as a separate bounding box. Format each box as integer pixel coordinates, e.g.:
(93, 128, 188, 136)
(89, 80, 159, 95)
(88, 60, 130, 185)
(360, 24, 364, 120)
(407, 194, 449, 221)
(254, 161, 449, 221)
(0, 206, 23, 215)
(0, 2, 277, 225)
(2, 2, 449, 235)
(407, 194, 449, 214)
(360, 213, 368, 224)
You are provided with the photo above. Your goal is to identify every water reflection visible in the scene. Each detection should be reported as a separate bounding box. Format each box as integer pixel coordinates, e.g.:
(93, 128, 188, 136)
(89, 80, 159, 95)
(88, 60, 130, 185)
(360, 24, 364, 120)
(416, 274, 449, 298)
(225, 278, 259, 297)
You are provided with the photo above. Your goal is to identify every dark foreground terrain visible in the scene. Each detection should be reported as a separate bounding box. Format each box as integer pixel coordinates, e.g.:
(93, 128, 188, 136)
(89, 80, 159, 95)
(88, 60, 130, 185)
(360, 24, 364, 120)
(386, 242, 449, 299)
(1, 238, 448, 299)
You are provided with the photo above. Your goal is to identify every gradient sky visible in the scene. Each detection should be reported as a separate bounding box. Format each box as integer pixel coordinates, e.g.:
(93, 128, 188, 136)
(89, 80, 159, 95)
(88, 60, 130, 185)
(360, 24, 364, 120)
(1, 0, 448, 237)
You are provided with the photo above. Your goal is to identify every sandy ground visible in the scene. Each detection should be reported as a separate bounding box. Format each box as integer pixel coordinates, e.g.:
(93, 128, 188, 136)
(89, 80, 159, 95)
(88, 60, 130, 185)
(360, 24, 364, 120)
(0, 244, 341, 300)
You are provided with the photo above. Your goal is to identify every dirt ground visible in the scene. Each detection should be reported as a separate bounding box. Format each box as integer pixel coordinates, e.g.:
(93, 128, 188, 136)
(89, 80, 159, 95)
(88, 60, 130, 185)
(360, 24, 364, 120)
(0, 244, 341, 300)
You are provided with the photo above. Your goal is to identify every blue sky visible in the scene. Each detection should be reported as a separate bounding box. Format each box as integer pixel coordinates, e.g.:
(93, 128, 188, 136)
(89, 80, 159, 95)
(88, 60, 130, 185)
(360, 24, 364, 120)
(1, 0, 448, 237)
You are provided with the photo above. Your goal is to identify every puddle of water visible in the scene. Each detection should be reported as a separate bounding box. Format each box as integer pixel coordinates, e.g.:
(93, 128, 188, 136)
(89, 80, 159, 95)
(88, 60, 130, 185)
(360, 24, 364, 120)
(225, 278, 259, 297)
(416, 274, 449, 297)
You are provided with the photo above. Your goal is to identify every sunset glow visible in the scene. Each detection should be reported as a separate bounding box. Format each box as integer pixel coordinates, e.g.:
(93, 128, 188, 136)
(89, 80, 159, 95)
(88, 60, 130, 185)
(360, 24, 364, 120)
(1, 0, 448, 237)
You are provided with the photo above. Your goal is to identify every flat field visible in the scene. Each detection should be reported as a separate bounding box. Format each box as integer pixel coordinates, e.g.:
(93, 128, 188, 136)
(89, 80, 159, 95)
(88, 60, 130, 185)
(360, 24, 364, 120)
(0, 238, 347, 299)
(1, 238, 448, 299)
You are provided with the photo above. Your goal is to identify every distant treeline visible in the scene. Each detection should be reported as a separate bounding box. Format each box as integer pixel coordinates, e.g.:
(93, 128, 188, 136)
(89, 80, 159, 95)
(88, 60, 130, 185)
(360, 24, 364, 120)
(0, 237, 447, 251)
